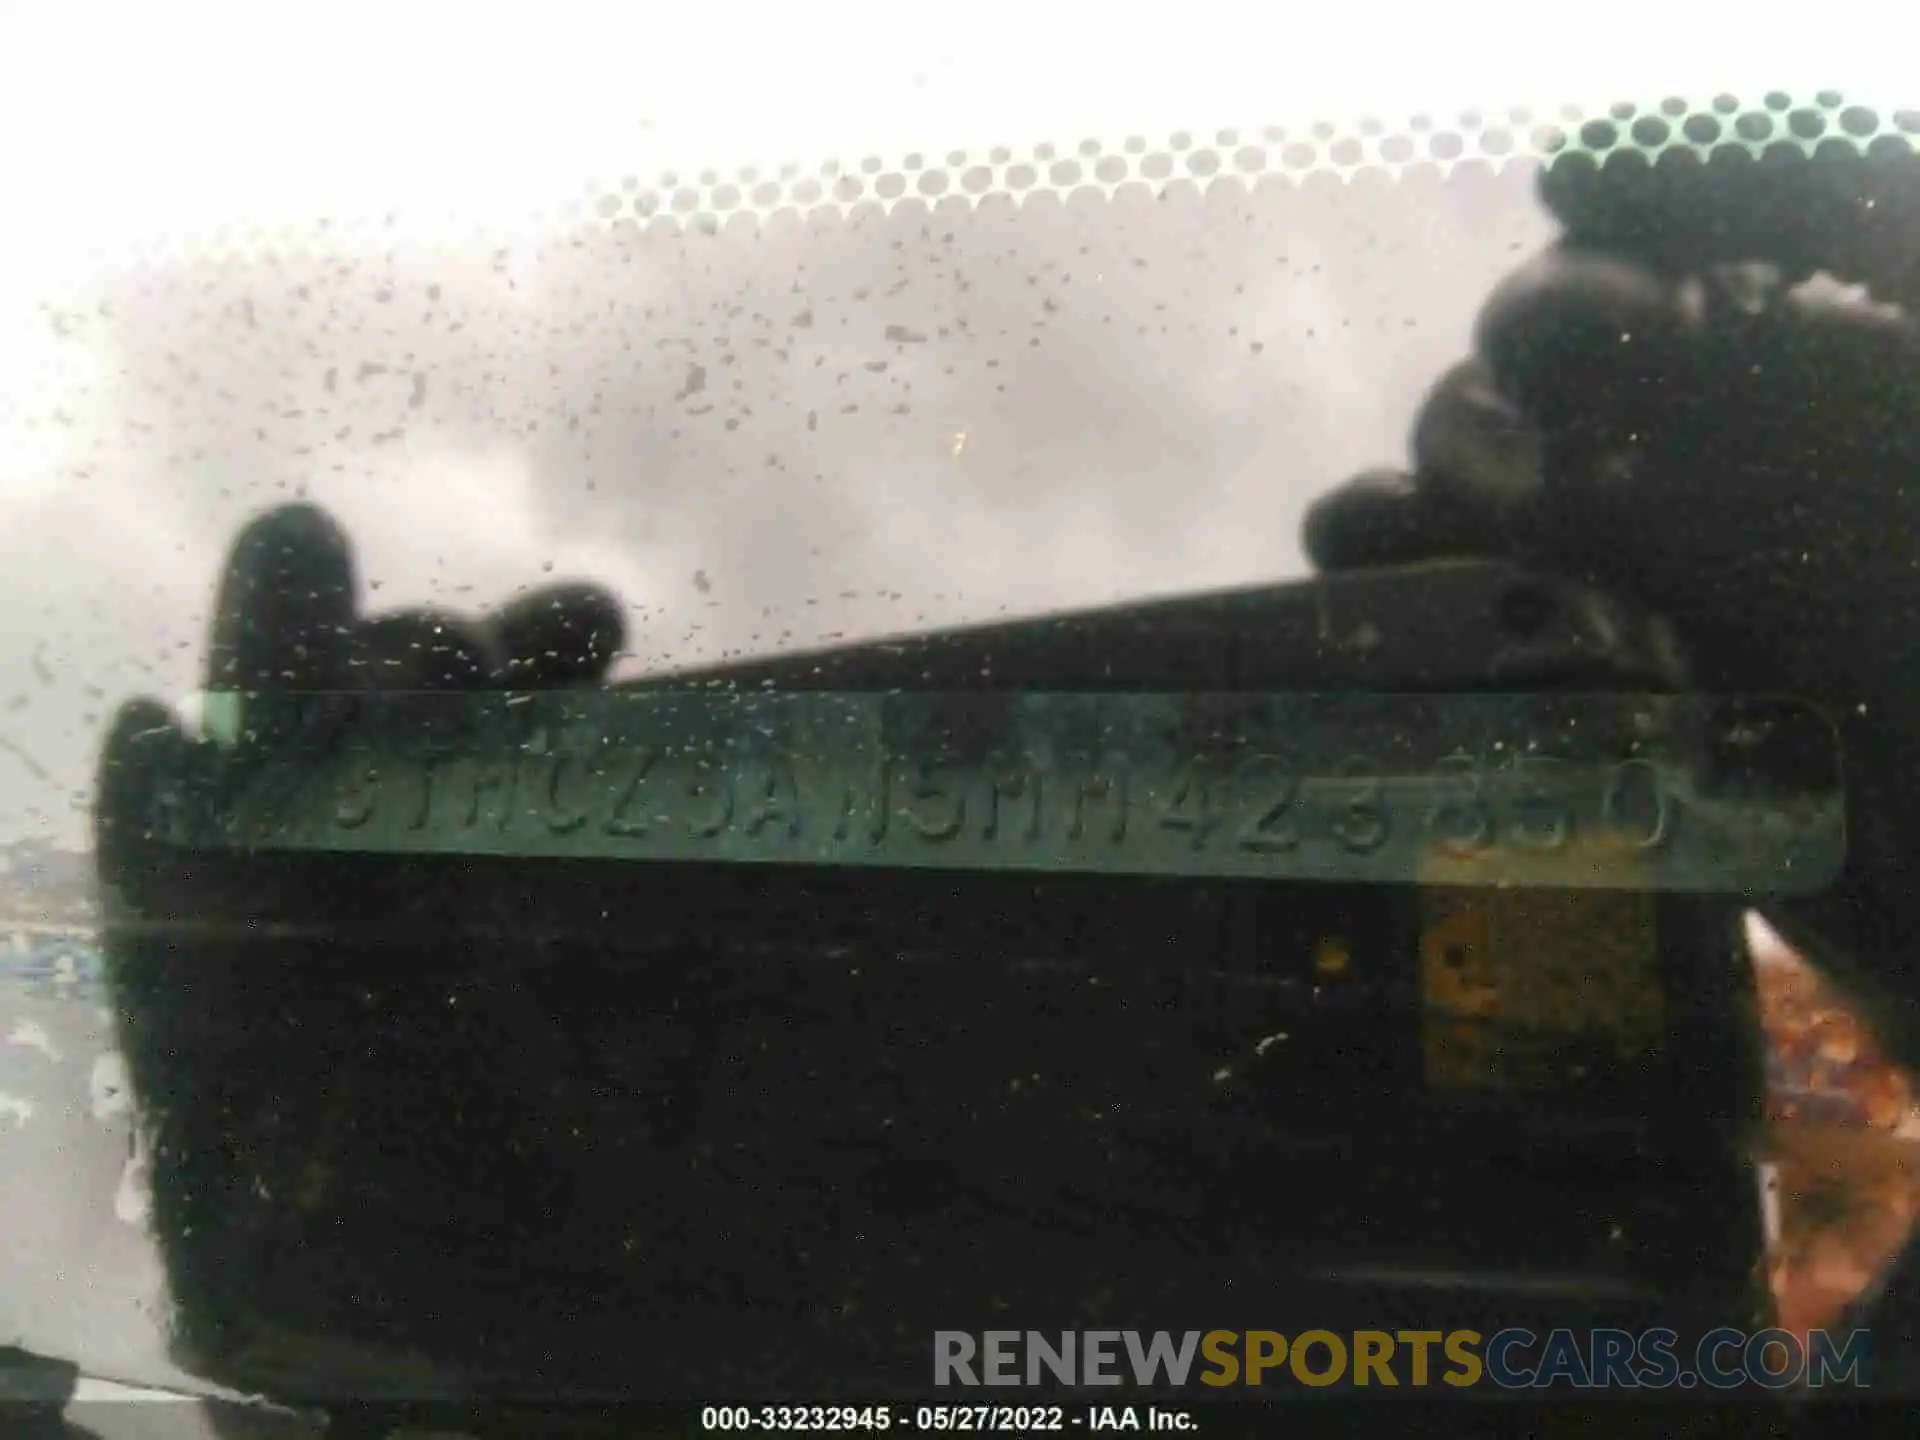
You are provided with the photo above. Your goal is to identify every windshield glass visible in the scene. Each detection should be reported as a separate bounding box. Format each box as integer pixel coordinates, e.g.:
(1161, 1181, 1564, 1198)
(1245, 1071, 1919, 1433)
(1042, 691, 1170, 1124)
(2, 10, 1917, 1432)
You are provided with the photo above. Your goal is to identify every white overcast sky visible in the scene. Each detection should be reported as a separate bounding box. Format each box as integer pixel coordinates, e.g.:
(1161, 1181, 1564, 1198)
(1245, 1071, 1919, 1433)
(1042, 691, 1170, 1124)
(0, 3, 1910, 848)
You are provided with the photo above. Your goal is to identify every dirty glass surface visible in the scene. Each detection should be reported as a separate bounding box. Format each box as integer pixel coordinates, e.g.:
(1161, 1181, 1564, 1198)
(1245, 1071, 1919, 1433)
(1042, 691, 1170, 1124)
(3, 8, 1920, 1435)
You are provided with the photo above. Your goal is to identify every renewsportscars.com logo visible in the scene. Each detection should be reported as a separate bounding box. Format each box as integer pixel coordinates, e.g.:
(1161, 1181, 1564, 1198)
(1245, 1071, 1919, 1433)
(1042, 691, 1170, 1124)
(933, 1329, 1870, 1390)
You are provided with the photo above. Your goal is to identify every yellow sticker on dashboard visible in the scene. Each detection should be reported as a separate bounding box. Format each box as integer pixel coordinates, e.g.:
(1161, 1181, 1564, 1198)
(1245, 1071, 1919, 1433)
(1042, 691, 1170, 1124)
(1417, 862, 1666, 1094)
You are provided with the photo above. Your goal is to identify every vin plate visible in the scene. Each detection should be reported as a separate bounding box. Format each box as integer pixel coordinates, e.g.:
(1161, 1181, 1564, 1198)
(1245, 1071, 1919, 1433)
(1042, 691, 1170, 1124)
(168, 691, 1844, 893)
